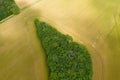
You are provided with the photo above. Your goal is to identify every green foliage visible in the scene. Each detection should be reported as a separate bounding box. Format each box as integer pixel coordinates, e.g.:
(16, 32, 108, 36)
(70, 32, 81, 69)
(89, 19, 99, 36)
(0, 0, 20, 21)
(34, 19, 93, 80)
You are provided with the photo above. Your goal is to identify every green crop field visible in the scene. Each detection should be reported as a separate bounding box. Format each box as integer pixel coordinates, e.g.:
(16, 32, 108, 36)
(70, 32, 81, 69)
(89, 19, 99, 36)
(0, 0, 120, 80)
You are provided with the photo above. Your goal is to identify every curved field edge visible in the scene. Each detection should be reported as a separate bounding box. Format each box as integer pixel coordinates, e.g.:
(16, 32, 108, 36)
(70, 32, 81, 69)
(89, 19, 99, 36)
(0, 0, 105, 80)
(38, 0, 120, 80)
(1, 0, 120, 80)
